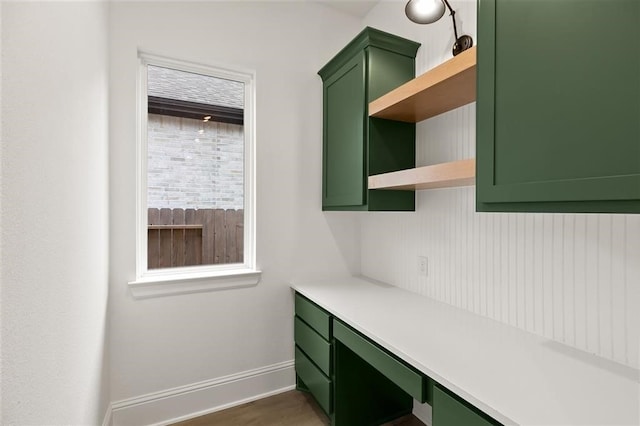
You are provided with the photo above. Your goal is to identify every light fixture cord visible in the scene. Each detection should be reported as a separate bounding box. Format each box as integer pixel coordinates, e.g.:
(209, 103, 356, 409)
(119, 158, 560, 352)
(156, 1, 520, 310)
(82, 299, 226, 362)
(442, 0, 460, 41)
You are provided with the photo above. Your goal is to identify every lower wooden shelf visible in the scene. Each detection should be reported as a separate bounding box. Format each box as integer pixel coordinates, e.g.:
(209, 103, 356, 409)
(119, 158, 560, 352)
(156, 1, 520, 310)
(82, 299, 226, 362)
(368, 159, 475, 191)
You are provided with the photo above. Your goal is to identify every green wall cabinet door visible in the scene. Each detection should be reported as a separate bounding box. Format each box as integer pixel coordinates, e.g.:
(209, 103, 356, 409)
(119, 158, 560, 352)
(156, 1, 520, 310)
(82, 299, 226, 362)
(319, 27, 420, 211)
(477, 0, 640, 213)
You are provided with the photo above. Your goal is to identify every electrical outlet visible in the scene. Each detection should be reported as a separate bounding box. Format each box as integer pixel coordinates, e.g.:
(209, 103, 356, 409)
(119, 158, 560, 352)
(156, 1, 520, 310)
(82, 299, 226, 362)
(418, 256, 428, 276)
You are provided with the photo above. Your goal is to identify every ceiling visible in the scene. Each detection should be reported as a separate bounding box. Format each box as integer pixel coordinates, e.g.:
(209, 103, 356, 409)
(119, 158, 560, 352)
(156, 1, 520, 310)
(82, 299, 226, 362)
(315, 0, 380, 18)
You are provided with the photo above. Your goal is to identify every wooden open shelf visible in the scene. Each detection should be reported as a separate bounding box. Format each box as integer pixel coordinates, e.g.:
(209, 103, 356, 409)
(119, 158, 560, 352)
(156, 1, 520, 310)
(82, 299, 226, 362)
(369, 159, 475, 191)
(369, 46, 476, 123)
(367, 47, 477, 192)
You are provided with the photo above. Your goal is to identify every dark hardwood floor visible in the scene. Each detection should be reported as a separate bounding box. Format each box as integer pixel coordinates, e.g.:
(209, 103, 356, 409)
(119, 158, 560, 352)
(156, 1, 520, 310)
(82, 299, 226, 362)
(171, 390, 425, 426)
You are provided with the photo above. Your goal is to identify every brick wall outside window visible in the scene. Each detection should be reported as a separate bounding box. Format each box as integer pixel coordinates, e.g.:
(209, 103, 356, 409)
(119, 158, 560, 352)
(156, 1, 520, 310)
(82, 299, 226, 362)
(147, 113, 244, 210)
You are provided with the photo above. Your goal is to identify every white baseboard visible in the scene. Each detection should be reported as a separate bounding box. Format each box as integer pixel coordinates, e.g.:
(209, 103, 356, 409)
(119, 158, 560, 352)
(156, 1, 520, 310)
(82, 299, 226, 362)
(111, 360, 295, 426)
(102, 403, 113, 426)
(413, 399, 432, 426)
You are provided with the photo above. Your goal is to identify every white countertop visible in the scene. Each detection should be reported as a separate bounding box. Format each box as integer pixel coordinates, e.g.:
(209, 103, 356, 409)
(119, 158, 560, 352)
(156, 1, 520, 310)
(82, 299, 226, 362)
(292, 276, 639, 426)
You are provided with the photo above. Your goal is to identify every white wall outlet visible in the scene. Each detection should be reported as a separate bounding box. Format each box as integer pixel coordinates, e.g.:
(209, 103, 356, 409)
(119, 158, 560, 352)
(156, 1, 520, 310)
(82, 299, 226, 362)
(418, 256, 428, 276)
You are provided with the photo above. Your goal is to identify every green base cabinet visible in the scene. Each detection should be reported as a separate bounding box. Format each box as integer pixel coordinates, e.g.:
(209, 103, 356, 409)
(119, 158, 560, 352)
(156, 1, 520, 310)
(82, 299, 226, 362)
(332, 320, 422, 426)
(333, 320, 427, 403)
(294, 294, 333, 416)
(294, 294, 503, 425)
(476, 0, 640, 213)
(433, 385, 501, 426)
(333, 339, 413, 426)
(295, 348, 332, 415)
(318, 27, 420, 211)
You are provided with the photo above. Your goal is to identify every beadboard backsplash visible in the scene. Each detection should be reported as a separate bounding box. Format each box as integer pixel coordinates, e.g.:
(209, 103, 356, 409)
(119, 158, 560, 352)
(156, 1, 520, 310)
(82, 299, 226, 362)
(361, 102, 639, 370)
(360, 0, 638, 371)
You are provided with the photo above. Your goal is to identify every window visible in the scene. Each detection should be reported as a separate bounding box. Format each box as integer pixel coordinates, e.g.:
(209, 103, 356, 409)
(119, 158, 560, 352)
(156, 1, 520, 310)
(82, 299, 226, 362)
(131, 53, 259, 298)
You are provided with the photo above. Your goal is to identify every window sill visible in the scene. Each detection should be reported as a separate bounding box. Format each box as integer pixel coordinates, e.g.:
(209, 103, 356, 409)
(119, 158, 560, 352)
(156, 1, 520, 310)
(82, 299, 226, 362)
(128, 268, 261, 299)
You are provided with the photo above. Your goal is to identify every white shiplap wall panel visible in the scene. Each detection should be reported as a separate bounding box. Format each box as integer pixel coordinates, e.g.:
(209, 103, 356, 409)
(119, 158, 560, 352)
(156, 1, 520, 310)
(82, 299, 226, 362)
(362, 194, 640, 370)
(361, 0, 639, 370)
(361, 104, 640, 370)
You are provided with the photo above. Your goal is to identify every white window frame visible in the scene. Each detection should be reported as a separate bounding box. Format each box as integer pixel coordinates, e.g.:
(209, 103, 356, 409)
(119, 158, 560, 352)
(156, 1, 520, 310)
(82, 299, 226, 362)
(129, 52, 260, 298)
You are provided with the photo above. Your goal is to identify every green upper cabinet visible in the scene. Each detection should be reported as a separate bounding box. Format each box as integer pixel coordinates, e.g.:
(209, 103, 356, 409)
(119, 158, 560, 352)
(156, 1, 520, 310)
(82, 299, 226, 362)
(476, 0, 640, 213)
(318, 27, 420, 211)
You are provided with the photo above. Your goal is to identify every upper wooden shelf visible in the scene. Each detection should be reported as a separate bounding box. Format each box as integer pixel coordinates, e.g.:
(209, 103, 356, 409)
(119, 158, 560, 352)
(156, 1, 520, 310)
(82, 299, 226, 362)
(369, 46, 476, 123)
(369, 159, 475, 191)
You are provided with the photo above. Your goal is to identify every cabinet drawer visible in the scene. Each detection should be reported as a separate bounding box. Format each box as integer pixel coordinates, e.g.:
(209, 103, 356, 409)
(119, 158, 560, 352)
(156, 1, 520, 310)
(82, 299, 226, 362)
(295, 293, 331, 340)
(333, 320, 426, 402)
(294, 316, 331, 375)
(295, 347, 332, 415)
(433, 384, 500, 426)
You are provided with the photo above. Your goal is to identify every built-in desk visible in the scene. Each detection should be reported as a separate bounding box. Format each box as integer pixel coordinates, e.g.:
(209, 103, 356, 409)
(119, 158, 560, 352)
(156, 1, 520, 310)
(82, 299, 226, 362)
(292, 276, 639, 425)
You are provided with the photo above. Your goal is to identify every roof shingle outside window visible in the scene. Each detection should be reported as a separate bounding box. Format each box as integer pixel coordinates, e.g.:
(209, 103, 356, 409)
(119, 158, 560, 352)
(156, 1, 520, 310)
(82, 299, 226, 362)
(148, 65, 244, 109)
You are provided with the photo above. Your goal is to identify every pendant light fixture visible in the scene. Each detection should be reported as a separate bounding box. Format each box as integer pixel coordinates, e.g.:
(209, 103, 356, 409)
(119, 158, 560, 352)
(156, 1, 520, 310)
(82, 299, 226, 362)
(405, 0, 473, 56)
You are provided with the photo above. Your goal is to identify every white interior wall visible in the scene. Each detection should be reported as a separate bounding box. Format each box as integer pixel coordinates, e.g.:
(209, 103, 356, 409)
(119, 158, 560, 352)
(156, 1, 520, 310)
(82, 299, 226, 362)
(360, 1, 639, 370)
(0, 2, 3, 421)
(1, 3, 110, 424)
(108, 0, 361, 406)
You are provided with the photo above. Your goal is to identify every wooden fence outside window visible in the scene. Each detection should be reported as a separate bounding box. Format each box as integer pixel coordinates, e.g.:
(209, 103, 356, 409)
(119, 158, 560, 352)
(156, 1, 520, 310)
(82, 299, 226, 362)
(148, 208, 243, 269)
